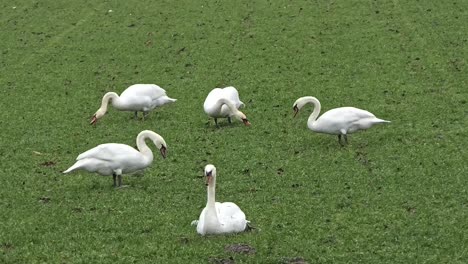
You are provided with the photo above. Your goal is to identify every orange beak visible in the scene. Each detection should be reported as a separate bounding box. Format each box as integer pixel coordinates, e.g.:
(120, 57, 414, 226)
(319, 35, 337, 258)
(90, 115, 98, 125)
(242, 119, 251, 126)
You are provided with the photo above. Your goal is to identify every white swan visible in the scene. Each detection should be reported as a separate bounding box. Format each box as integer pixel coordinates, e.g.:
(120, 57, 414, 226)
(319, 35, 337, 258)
(293, 96, 390, 145)
(91, 84, 177, 124)
(63, 130, 167, 187)
(191, 164, 250, 235)
(203, 86, 251, 126)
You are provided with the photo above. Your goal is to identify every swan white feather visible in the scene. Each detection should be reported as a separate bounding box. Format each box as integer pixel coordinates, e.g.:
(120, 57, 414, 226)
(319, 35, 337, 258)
(63, 130, 167, 187)
(293, 96, 390, 145)
(203, 87, 250, 126)
(192, 164, 250, 235)
(91, 84, 176, 124)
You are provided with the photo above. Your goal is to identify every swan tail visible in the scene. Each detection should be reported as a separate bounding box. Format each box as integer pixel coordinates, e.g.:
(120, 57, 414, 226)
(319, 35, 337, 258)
(63, 161, 83, 174)
(166, 96, 177, 103)
(374, 118, 391, 124)
(190, 220, 199, 226)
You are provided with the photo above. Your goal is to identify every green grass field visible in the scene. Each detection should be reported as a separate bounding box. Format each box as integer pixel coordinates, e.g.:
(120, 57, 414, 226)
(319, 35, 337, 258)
(1, 0, 467, 263)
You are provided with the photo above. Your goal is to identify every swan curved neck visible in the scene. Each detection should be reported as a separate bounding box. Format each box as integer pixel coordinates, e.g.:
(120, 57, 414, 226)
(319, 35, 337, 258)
(136, 131, 156, 161)
(100, 92, 122, 111)
(303, 97, 321, 129)
(214, 98, 238, 115)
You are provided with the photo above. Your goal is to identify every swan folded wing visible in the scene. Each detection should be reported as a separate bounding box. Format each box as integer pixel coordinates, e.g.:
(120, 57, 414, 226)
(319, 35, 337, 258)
(217, 202, 247, 232)
(222, 87, 244, 108)
(76, 144, 139, 161)
(322, 107, 374, 123)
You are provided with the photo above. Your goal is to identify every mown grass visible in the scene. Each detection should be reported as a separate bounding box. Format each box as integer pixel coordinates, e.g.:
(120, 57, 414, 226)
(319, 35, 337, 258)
(1, 0, 467, 263)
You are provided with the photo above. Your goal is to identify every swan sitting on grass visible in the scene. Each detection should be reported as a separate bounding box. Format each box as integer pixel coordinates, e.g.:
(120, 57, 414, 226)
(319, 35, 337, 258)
(191, 164, 251, 235)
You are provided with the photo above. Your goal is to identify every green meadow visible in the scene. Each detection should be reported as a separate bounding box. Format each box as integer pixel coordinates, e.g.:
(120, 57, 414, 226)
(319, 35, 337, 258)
(1, 0, 467, 263)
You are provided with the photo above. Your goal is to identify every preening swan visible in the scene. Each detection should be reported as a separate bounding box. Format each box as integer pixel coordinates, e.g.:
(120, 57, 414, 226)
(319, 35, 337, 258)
(63, 130, 167, 187)
(91, 84, 177, 124)
(191, 164, 250, 235)
(293, 96, 390, 145)
(203, 86, 251, 127)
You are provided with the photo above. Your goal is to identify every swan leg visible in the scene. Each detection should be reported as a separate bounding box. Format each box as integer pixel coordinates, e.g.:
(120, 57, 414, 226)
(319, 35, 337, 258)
(214, 118, 219, 127)
(113, 173, 117, 187)
(134, 111, 138, 119)
(227, 117, 232, 124)
(338, 135, 345, 146)
(118, 174, 123, 187)
(143, 111, 149, 120)
(344, 134, 348, 145)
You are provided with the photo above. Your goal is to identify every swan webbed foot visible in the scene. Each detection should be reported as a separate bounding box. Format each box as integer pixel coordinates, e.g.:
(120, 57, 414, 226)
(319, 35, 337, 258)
(113, 173, 117, 187)
(227, 117, 232, 124)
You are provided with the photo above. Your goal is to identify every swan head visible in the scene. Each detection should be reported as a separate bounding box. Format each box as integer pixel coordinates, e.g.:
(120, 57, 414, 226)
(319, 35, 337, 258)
(293, 104, 299, 117)
(292, 98, 306, 118)
(232, 111, 251, 126)
(204, 164, 216, 186)
(152, 134, 168, 159)
(90, 108, 106, 125)
(138, 130, 168, 159)
(292, 97, 314, 118)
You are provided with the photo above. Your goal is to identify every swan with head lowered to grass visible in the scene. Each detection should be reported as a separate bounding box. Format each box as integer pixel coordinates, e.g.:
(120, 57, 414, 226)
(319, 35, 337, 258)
(191, 164, 251, 235)
(63, 130, 167, 187)
(293, 96, 390, 145)
(91, 84, 177, 125)
(203, 86, 251, 127)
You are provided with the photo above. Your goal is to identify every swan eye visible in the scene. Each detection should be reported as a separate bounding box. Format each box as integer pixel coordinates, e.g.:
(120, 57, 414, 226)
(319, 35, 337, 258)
(293, 105, 298, 112)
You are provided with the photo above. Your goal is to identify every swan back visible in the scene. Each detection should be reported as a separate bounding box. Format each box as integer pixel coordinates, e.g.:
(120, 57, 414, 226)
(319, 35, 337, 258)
(121, 84, 166, 99)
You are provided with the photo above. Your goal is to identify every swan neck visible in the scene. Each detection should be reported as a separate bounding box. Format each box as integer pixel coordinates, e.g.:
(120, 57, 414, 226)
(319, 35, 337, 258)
(306, 97, 321, 129)
(215, 98, 237, 114)
(136, 131, 155, 162)
(101, 92, 121, 111)
(207, 177, 216, 208)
